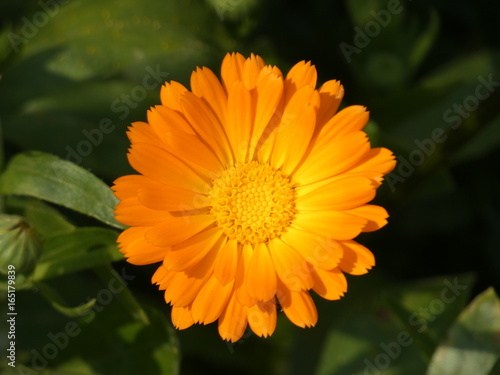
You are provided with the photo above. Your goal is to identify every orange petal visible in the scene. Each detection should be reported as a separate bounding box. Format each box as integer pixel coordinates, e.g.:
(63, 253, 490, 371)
(148, 106, 223, 174)
(246, 243, 277, 301)
(180, 91, 232, 166)
(114, 197, 172, 226)
(191, 276, 233, 324)
(160, 81, 188, 111)
(281, 228, 344, 269)
(247, 299, 277, 338)
(256, 110, 282, 164)
(338, 240, 375, 275)
(311, 267, 347, 300)
(112, 174, 153, 201)
(318, 105, 369, 141)
(256, 65, 283, 84)
(283, 60, 317, 104)
(316, 80, 344, 129)
(146, 214, 214, 247)
(270, 86, 318, 171)
(152, 264, 169, 285)
(343, 205, 389, 232)
(127, 142, 208, 193)
(286, 60, 317, 87)
(348, 147, 396, 177)
(302, 105, 370, 181)
(234, 244, 257, 306)
(137, 181, 209, 212)
(214, 239, 240, 285)
(164, 227, 224, 271)
(296, 175, 376, 211)
(249, 69, 284, 159)
(127, 121, 163, 147)
(282, 105, 317, 175)
(221, 52, 246, 92)
(118, 227, 166, 265)
(171, 305, 195, 330)
(226, 80, 253, 162)
(268, 238, 314, 291)
(218, 290, 248, 343)
(163, 269, 210, 307)
(190, 66, 228, 125)
(242, 53, 266, 90)
(277, 284, 318, 328)
(292, 211, 367, 241)
(149, 105, 195, 137)
(293, 131, 371, 186)
(118, 225, 146, 247)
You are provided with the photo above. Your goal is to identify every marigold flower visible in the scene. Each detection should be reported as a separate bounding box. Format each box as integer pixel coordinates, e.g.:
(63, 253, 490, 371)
(112, 52, 396, 342)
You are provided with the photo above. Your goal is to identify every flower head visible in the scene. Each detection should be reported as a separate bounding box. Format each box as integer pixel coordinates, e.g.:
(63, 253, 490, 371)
(112, 52, 396, 342)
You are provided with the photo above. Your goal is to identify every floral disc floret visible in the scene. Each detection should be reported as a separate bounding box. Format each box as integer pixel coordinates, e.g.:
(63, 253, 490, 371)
(208, 161, 296, 245)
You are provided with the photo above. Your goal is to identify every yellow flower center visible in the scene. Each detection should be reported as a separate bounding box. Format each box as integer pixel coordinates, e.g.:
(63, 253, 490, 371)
(209, 161, 296, 245)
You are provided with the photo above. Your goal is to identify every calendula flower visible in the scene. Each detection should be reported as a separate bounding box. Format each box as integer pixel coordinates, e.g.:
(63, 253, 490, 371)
(112, 52, 396, 342)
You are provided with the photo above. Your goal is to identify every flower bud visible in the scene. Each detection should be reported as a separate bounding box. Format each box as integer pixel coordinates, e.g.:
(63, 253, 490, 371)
(0, 214, 42, 274)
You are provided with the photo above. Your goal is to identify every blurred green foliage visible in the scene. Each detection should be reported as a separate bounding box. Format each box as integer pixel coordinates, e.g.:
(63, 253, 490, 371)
(0, 0, 499, 374)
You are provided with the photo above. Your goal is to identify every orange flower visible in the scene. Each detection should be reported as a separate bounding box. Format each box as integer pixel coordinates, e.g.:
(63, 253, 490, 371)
(112, 53, 396, 342)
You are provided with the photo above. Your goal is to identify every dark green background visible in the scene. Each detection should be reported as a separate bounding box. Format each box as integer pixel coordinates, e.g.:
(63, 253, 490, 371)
(1, 0, 499, 374)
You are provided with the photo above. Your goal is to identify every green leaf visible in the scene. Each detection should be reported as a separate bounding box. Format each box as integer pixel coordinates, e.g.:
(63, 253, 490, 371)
(206, 0, 262, 22)
(422, 50, 500, 89)
(37, 281, 98, 318)
(5, 196, 75, 239)
(0, 0, 237, 180)
(345, 0, 384, 27)
(52, 298, 98, 318)
(451, 116, 500, 164)
(32, 227, 122, 281)
(426, 287, 500, 375)
(314, 275, 473, 375)
(18, 0, 231, 81)
(10, 266, 179, 375)
(93, 265, 150, 325)
(50, 306, 179, 375)
(408, 9, 439, 71)
(0, 151, 124, 229)
(0, 213, 42, 274)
